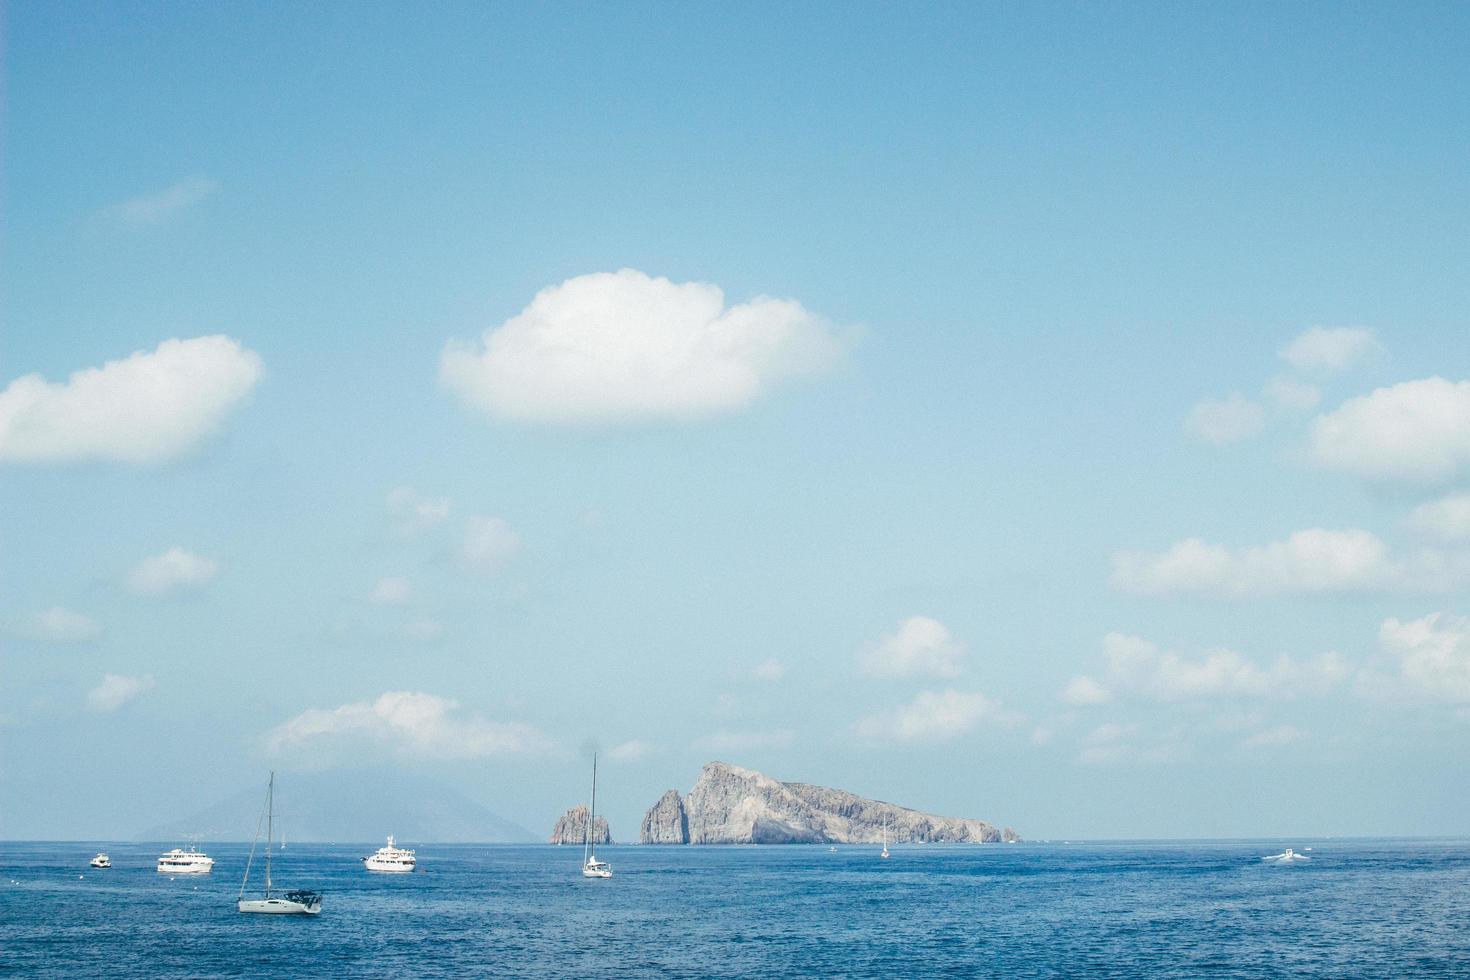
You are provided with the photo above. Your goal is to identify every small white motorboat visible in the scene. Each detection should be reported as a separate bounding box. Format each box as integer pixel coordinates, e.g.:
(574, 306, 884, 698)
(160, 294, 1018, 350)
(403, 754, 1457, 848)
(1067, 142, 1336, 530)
(1262, 847, 1311, 864)
(89, 853, 111, 869)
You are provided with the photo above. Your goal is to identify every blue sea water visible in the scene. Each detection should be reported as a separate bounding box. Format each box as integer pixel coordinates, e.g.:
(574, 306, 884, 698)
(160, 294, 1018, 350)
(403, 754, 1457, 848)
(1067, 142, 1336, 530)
(2, 839, 1467, 977)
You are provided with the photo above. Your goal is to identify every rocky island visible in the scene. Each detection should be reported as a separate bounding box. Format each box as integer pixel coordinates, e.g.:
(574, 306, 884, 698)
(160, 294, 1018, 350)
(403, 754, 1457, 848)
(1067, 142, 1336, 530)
(549, 804, 611, 845)
(638, 761, 1012, 845)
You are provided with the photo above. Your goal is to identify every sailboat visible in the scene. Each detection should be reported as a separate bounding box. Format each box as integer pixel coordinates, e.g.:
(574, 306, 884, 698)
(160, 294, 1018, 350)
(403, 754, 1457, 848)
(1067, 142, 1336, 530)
(238, 771, 322, 915)
(581, 753, 612, 879)
(880, 813, 890, 860)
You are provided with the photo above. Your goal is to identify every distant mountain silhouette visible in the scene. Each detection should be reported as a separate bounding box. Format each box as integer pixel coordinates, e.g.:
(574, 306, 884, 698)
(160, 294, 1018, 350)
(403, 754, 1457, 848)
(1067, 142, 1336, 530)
(135, 768, 535, 843)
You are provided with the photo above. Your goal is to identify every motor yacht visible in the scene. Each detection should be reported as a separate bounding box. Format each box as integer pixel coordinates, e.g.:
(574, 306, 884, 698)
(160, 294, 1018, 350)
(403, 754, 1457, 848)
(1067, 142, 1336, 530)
(363, 836, 416, 873)
(157, 846, 214, 874)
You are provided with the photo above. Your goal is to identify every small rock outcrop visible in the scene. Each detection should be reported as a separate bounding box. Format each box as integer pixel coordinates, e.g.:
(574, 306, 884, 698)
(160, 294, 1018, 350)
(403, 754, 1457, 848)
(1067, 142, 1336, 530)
(640, 790, 690, 844)
(549, 804, 611, 845)
(679, 761, 1004, 844)
(1002, 827, 1021, 843)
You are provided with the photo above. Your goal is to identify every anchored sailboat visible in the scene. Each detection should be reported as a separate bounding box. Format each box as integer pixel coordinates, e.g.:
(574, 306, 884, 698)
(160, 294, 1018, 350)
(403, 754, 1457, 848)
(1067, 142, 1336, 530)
(582, 753, 612, 879)
(238, 771, 322, 915)
(881, 814, 890, 860)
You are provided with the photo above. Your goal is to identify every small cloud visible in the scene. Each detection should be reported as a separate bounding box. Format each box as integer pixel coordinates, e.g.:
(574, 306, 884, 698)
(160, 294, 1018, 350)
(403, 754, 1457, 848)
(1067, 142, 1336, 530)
(1263, 376, 1321, 412)
(87, 673, 155, 712)
(750, 658, 786, 682)
(1030, 726, 1054, 746)
(1077, 722, 1186, 765)
(460, 516, 520, 571)
(0, 336, 263, 465)
(102, 176, 217, 225)
(860, 616, 965, 678)
(15, 606, 100, 643)
(402, 619, 446, 644)
(854, 689, 1000, 743)
(1406, 493, 1470, 542)
(370, 576, 412, 605)
(439, 268, 844, 426)
(1279, 327, 1378, 373)
(607, 739, 653, 761)
(1184, 394, 1265, 445)
(1240, 725, 1306, 749)
(1058, 675, 1111, 706)
(1308, 377, 1470, 483)
(387, 487, 451, 536)
(266, 691, 555, 761)
(694, 729, 794, 753)
(126, 547, 219, 596)
(1378, 613, 1470, 703)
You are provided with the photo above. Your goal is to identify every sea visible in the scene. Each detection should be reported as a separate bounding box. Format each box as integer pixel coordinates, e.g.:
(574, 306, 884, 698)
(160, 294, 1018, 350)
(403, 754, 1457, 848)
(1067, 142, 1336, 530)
(2, 839, 1467, 977)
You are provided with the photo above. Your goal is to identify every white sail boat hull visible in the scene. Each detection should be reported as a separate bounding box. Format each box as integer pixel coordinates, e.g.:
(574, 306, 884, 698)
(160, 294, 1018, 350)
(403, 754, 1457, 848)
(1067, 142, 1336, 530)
(238, 898, 321, 915)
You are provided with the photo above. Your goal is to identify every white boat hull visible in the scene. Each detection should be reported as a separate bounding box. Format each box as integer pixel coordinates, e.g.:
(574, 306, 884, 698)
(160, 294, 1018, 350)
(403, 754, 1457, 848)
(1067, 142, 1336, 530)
(238, 898, 320, 915)
(158, 863, 213, 874)
(364, 859, 415, 872)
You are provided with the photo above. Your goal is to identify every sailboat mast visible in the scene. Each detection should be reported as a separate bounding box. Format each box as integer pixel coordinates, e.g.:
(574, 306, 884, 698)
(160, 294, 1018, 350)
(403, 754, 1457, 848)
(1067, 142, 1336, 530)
(584, 753, 598, 864)
(265, 770, 273, 897)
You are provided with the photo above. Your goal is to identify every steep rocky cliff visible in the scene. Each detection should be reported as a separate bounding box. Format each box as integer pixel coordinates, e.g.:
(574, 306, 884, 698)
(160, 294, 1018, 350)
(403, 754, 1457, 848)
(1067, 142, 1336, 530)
(679, 761, 1003, 844)
(549, 804, 611, 845)
(639, 789, 690, 844)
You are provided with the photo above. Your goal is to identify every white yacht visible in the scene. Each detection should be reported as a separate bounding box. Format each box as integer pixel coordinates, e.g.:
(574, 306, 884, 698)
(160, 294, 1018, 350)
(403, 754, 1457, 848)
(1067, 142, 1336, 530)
(880, 814, 890, 860)
(89, 853, 112, 869)
(363, 836, 416, 873)
(1262, 847, 1311, 864)
(581, 753, 612, 879)
(238, 771, 322, 915)
(157, 845, 214, 874)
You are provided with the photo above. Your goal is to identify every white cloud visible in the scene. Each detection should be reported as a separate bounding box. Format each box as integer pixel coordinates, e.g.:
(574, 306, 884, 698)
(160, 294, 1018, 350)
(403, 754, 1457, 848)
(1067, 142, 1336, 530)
(370, 576, 411, 605)
(439, 268, 843, 425)
(87, 673, 155, 712)
(1092, 632, 1349, 701)
(16, 607, 100, 643)
(1407, 493, 1470, 542)
(402, 619, 446, 644)
(460, 516, 520, 571)
(1264, 376, 1321, 412)
(607, 739, 653, 762)
(860, 616, 965, 678)
(1309, 377, 1470, 482)
(266, 691, 555, 759)
(0, 336, 263, 465)
(1185, 394, 1266, 445)
(1240, 725, 1306, 749)
(102, 177, 217, 224)
(1279, 327, 1378, 373)
(126, 547, 219, 596)
(750, 658, 786, 681)
(1077, 721, 1186, 765)
(854, 689, 1000, 743)
(1058, 675, 1111, 706)
(694, 729, 794, 753)
(1378, 614, 1470, 703)
(1109, 528, 1470, 597)
(387, 487, 451, 536)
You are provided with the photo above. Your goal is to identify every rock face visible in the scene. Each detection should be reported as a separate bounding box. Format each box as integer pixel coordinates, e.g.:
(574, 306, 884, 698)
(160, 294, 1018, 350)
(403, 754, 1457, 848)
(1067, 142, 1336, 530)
(1002, 826, 1022, 843)
(680, 761, 1003, 844)
(549, 804, 611, 845)
(640, 790, 690, 844)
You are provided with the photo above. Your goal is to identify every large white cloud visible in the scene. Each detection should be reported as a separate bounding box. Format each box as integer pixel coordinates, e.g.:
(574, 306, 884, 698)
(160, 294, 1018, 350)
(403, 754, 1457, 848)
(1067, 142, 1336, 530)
(0, 336, 262, 464)
(1110, 528, 1470, 597)
(266, 691, 555, 759)
(126, 547, 219, 596)
(87, 673, 155, 712)
(1378, 614, 1470, 703)
(1076, 633, 1351, 702)
(1278, 327, 1378, 373)
(1184, 394, 1266, 445)
(1407, 493, 1470, 542)
(439, 269, 843, 424)
(853, 689, 1001, 742)
(860, 616, 966, 678)
(1308, 377, 1470, 482)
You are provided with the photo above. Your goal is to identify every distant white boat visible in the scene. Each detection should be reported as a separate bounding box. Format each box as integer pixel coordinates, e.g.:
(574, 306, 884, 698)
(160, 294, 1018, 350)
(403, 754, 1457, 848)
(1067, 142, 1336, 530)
(89, 853, 111, 869)
(157, 845, 214, 874)
(1262, 847, 1311, 864)
(880, 814, 890, 860)
(238, 771, 322, 915)
(581, 753, 612, 879)
(364, 836, 416, 873)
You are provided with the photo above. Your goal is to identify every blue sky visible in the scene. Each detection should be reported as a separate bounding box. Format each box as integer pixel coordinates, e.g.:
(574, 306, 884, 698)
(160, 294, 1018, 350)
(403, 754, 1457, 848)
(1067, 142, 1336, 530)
(4, 2, 1469, 840)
